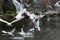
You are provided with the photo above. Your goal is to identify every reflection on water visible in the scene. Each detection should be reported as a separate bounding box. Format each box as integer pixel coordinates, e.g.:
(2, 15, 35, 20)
(0, 14, 60, 40)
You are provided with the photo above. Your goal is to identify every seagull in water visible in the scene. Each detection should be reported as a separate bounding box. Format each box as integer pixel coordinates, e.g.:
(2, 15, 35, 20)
(2, 27, 15, 36)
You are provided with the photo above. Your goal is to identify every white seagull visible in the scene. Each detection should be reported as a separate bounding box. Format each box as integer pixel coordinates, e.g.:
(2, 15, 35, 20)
(11, 0, 35, 24)
(12, 0, 47, 31)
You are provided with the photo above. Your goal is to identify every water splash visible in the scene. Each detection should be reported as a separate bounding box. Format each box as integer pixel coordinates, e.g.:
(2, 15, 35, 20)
(11, 0, 26, 23)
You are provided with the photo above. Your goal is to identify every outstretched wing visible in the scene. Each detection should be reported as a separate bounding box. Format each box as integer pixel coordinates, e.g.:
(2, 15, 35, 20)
(12, 0, 23, 13)
(0, 18, 9, 24)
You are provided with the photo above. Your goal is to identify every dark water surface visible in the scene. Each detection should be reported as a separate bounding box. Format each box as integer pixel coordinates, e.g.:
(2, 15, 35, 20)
(0, 15, 60, 40)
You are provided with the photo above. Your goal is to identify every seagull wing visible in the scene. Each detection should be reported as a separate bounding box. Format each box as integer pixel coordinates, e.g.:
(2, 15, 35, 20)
(0, 18, 9, 24)
(12, 0, 23, 13)
(10, 19, 20, 24)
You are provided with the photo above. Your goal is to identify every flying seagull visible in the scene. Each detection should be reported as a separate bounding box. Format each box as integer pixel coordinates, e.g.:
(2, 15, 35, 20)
(11, 0, 34, 24)
(12, 0, 47, 31)
(11, 0, 26, 24)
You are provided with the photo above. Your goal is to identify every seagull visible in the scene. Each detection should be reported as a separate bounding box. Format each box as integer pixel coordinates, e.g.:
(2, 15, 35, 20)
(24, 3, 31, 7)
(12, 0, 26, 20)
(24, 11, 46, 31)
(12, 0, 45, 31)
(2, 27, 15, 36)
(11, 0, 27, 24)
(55, 1, 60, 7)
(11, 0, 34, 24)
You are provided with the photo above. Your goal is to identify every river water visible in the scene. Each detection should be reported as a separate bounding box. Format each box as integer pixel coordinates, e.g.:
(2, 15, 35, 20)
(0, 14, 60, 40)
